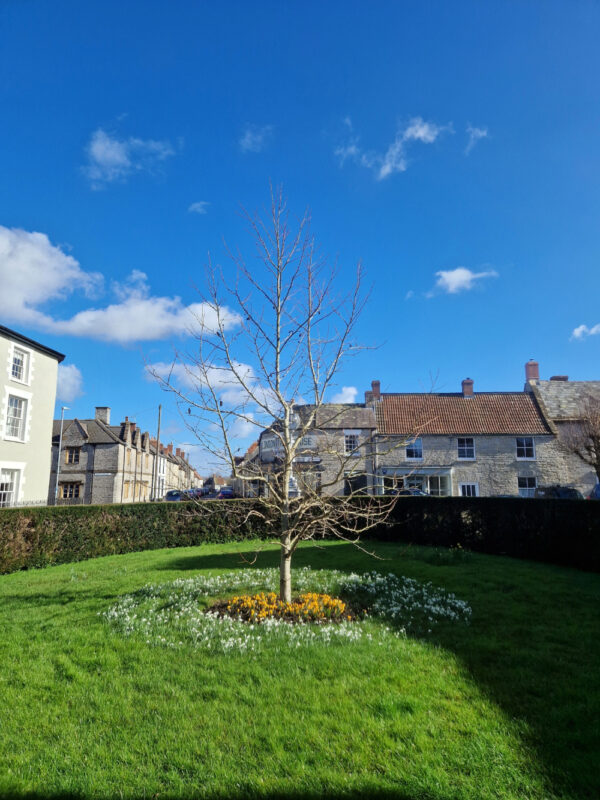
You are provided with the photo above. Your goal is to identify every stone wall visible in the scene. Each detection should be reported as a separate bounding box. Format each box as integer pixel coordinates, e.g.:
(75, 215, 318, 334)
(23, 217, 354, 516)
(374, 433, 576, 496)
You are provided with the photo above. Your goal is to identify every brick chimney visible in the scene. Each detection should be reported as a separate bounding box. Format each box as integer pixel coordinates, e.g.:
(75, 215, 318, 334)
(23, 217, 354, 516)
(175, 447, 181, 457)
(461, 378, 474, 398)
(95, 406, 111, 424)
(166, 443, 173, 455)
(371, 380, 381, 400)
(525, 360, 540, 383)
(180, 450, 185, 460)
(130, 422, 136, 433)
(550, 375, 569, 382)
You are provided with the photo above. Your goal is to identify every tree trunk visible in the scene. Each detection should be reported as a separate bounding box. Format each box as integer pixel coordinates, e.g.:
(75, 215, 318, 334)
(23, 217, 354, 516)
(280, 534, 292, 603)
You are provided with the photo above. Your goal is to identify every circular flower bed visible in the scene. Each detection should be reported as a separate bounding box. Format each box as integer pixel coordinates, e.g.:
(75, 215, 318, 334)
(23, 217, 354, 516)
(211, 591, 356, 624)
(102, 567, 471, 653)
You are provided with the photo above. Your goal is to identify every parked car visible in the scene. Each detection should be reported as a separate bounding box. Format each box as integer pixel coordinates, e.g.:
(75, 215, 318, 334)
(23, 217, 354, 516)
(164, 490, 183, 502)
(587, 484, 600, 500)
(534, 485, 584, 500)
(216, 487, 235, 499)
(185, 488, 204, 499)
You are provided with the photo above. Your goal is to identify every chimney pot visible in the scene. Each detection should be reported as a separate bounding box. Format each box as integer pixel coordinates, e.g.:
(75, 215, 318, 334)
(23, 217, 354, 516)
(176, 447, 181, 457)
(525, 360, 540, 382)
(371, 380, 381, 400)
(461, 378, 474, 398)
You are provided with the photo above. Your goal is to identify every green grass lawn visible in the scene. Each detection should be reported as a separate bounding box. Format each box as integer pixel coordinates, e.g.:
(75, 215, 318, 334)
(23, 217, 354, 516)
(0, 540, 598, 800)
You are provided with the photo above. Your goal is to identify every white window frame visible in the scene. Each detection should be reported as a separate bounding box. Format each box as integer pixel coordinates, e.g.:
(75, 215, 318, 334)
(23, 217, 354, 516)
(3, 390, 31, 442)
(344, 430, 360, 457)
(518, 476, 537, 498)
(459, 482, 479, 497)
(516, 437, 536, 461)
(457, 437, 475, 460)
(405, 437, 423, 461)
(0, 467, 20, 507)
(7, 343, 33, 387)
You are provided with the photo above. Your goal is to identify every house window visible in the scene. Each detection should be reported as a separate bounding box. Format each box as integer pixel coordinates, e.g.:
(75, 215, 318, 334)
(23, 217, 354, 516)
(406, 438, 423, 460)
(5, 396, 27, 440)
(518, 476, 537, 498)
(457, 437, 475, 460)
(66, 447, 80, 464)
(61, 483, 80, 499)
(11, 348, 29, 383)
(516, 437, 535, 460)
(344, 472, 368, 495)
(124, 481, 130, 499)
(0, 469, 19, 507)
(344, 433, 359, 456)
(460, 483, 479, 497)
(429, 475, 450, 496)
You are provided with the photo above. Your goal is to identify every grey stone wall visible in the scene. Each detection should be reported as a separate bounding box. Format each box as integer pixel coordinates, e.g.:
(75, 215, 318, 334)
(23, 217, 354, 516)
(374, 433, 573, 496)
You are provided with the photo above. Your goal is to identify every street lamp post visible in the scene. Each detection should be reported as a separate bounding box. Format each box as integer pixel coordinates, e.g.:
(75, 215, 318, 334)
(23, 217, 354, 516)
(54, 406, 69, 504)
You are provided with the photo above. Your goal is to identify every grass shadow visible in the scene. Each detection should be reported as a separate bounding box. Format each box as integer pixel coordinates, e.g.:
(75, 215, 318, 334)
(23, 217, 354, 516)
(0, 790, 425, 800)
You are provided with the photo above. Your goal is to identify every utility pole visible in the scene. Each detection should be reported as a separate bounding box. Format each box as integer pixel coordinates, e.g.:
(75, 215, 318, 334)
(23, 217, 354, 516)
(151, 404, 162, 501)
(54, 406, 69, 504)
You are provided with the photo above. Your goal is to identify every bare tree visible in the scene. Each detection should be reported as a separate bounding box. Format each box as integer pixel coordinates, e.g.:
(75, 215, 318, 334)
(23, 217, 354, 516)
(562, 393, 600, 482)
(152, 188, 402, 602)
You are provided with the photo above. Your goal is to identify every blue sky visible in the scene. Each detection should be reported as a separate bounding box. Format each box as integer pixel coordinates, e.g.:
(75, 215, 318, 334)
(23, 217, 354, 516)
(1, 1, 599, 469)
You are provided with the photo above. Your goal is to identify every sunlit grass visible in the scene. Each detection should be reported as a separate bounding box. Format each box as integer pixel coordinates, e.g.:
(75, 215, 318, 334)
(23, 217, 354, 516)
(0, 539, 598, 799)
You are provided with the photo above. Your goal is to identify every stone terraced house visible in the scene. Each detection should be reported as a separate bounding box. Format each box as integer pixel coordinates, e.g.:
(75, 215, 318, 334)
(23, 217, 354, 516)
(525, 360, 600, 495)
(366, 361, 599, 498)
(365, 377, 559, 498)
(245, 361, 598, 498)
(49, 407, 199, 504)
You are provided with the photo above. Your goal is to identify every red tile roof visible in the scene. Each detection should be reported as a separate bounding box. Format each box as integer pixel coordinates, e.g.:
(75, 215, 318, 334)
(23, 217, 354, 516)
(375, 393, 552, 436)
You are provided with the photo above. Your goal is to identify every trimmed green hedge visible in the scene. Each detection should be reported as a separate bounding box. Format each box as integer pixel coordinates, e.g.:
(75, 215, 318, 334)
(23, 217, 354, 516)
(375, 497, 600, 572)
(0, 497, 598, 575)
(0, 501, 263, 574)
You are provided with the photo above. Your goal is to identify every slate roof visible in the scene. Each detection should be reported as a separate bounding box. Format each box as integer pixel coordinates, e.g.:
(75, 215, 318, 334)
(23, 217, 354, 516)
(374, 393, 552, 436)
(532, 381, 600, 420)
(51, 419, 123, 444)
(294, 404, 377, 430)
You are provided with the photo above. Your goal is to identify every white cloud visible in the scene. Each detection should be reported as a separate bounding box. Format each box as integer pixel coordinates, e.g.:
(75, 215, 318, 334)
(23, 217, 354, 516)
(0, 226, 239, 344)
(57, 364, 84, 402)
(83, 128, 175, 188)
(239, 124, 273, 153)
(430, 267, 498, 295)
(465, 124, 488, 155)
(331, 386, 358, 403)
(0, 226, 102, 327)
(571, 323, 600, 340)
(52, 271, 240, 344)
(188, 201, 210, 215)
(405, 290, 414, 300)
(335, 116, 451, 180)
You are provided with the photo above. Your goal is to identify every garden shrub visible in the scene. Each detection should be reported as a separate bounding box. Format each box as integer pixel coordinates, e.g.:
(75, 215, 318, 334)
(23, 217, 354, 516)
(0, 496, 598, 575)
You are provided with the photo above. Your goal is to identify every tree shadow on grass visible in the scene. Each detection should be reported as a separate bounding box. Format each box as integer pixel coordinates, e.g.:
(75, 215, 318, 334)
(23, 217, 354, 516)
(0, 790, 432, 800)
(159, 541, 600, 800)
